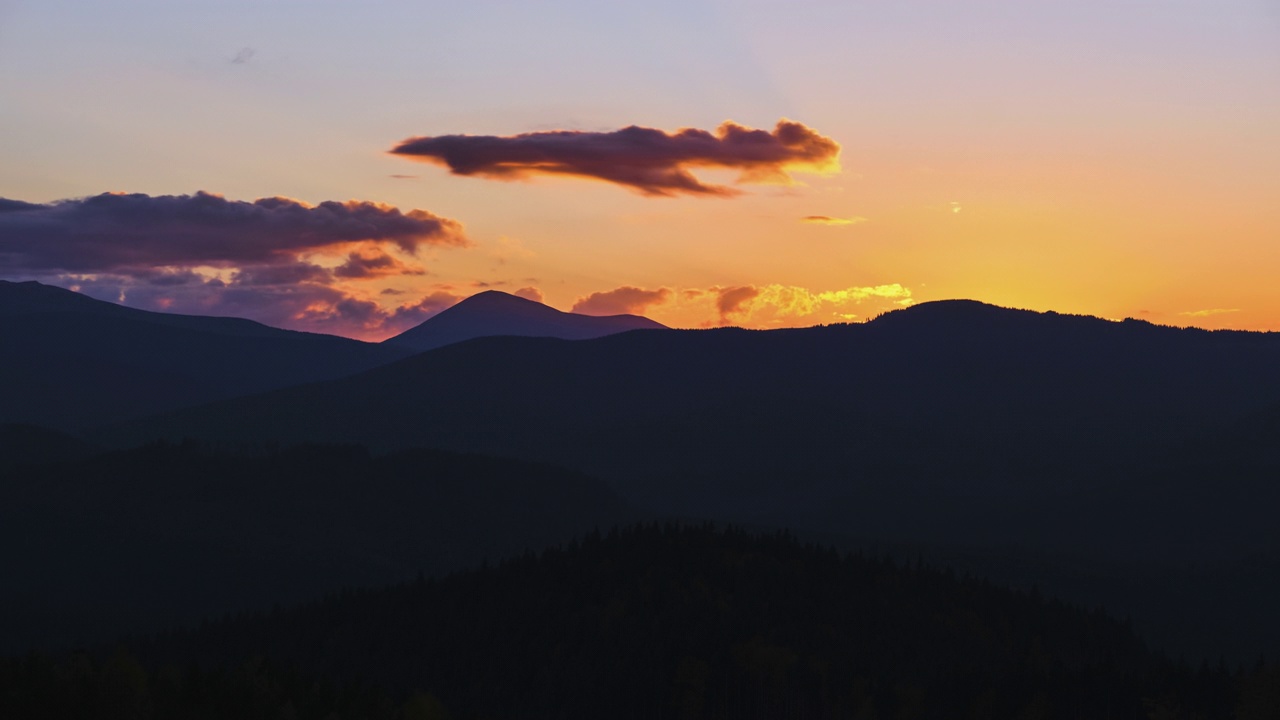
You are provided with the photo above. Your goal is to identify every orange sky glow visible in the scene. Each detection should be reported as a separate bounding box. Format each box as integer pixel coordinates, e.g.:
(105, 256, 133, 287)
(0, 1, 1275, 339)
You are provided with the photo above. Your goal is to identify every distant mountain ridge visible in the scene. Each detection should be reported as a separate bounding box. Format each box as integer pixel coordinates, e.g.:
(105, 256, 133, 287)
(0, 280, 410, 429)
(384, 289, 668, 352)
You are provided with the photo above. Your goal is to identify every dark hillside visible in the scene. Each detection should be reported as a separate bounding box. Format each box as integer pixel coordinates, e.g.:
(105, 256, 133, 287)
(89, 525, 1258, 719)
(0, 442, 636, 653)
(0, 280, 409, 429)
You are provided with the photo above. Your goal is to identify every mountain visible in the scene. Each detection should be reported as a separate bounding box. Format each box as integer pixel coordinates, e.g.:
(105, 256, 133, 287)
(0, 280, 410, 430)
(108, 300, 1280, 660)
(0, 441, 637, 653)
(383, 289, 668, 352)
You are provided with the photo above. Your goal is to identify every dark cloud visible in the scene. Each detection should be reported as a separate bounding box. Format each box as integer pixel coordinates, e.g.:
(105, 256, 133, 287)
(0, 198, 42, 213)
(230, 263, 331, 287)
(333, 249, 425, 279)
(715, 285, 761, 323)
(572, 286, 671, 316)
(390, 119, 840, 197)
(513, 286, 543, 303)
(0, 191, 471, 340)
(0, 191, 466, 273)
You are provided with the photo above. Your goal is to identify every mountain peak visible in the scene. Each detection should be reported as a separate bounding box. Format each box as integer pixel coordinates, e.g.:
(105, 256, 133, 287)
(384, 290, 667, 352)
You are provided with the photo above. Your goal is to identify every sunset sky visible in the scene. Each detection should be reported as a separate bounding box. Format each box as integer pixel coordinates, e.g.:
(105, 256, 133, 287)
(2, 0, 1277, 339)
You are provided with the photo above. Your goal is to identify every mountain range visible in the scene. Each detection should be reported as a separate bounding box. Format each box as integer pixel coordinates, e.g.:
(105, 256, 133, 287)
(102, 296, 1280, 660)
(0, 281, 663, 429)
(3, 280, 1279, 662)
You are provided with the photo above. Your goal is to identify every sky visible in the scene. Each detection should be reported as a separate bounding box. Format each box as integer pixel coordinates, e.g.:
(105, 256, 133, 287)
(1, 0, 1277, 339)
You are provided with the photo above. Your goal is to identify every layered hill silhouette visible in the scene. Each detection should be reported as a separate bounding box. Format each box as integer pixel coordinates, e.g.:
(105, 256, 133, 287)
(108, 300, 1280, 660)
(0, 441, 637, 654)
(0, 280, 411, 430)
(383, 289, 668, 352)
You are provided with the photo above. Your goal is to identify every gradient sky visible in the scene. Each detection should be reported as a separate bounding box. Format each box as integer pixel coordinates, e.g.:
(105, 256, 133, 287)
(2, 0, 1277, 339)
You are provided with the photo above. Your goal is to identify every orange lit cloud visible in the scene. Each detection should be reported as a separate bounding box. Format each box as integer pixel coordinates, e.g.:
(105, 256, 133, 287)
(572, 286, 672, 316)
(513, 286, 544, 303)
(801, 215, 867, 226)
(715, 286, 762, 321)
(707, 283, 913, 327)
(390, 119, 840, 197)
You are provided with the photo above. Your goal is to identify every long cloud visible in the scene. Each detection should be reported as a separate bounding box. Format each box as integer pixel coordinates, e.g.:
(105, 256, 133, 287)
(0, 192, 470, 339)
(390, 119, 840, 197)
(572, 286, 672, 315)
(0, 191, 465, 272)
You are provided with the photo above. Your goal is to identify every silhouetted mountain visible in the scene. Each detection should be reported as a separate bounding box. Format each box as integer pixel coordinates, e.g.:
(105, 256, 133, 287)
(28, 525, 1245, 720)
(0, 280, 410, 429)
(109, 300, 1280, 660)
(0, 441, 636, 654)
(383, 289, 668, 352)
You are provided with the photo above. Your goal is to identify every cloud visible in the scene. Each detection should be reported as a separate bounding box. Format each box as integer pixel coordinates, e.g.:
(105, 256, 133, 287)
(0, 191, 466, 273)
(708, 283, 913, 327)
(231, 47, 255, 65)
(384, 290, 463, 329)
(801, 215, 867, 226)
(0, 192, 471, 340)
(390, 119, 840, 197)
(572, 286, 672, 316)
(715, 286, 762, 321)
(333, 248, 426, 279)
(513, 286, 544, 303)
(1180, 308, 1240, 318)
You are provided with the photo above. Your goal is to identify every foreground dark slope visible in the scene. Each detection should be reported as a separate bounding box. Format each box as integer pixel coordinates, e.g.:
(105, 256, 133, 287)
(383, 288, 668, 352)
(112, 301, 1280, 659)
(0, 442, 636, 654)
(0, 280, 410, 429)
(15, 525, 1259, 720)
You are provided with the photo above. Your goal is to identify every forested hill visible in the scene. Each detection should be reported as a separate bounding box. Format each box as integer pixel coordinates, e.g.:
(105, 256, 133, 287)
(32, 524, 1264, 720)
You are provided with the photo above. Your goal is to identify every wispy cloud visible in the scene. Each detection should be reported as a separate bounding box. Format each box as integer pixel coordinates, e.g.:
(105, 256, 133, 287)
(801, 215, 867, 226)
(1179, 308, 1240, 318)
(390, 119, 840, 197)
